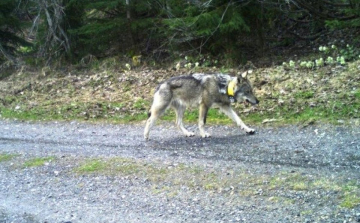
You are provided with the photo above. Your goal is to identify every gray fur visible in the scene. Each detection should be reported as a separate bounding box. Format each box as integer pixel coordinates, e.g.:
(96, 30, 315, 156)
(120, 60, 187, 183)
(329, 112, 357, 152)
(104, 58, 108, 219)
(144, 71, 259, 139)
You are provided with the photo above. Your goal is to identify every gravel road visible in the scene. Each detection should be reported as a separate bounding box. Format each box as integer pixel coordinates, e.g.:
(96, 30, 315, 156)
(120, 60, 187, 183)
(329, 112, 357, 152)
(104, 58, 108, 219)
(0, 120, 359, 223)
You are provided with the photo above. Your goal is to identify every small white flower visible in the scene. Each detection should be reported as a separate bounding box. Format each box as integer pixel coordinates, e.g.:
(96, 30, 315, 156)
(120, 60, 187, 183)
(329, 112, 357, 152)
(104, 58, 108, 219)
(340, 56, 346, 65)
(315, 58, 324, 67)
(300, 61, 307, 67)
(125, 63, 131, 70)
(175, 62, 181, 70)
(326, 56, 334, 64)
(195, 62, 199, 67)
(337, 56, 346, 65)
(289, 60, 295, 67)
(306, 61, 314, 69)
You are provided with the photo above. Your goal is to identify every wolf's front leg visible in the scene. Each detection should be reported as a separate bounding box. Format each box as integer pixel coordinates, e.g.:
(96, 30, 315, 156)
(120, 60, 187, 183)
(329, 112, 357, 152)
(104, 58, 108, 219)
(198, 104, 211, 138)
(220, 105, 255, 134)
(174, 105, 195, 137)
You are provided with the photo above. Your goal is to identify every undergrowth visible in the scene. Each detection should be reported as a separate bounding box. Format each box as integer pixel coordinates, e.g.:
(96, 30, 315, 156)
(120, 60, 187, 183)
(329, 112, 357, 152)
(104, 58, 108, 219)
(0, 56, 359, 126)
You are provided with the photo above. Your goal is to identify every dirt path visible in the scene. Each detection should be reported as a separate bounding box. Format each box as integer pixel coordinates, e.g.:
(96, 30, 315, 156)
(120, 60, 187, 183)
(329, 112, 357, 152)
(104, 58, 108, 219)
(0, 120, 359, 222)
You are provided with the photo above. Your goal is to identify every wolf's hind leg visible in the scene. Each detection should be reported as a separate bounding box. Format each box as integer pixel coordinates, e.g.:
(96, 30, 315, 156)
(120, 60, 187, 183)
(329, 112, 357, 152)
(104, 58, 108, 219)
(220, 105, 255, 134)
(198, 104, 211, 138)
(144, 115, 156, 139)
(173, 102, 195, 137)
(144, 96, 170, 139)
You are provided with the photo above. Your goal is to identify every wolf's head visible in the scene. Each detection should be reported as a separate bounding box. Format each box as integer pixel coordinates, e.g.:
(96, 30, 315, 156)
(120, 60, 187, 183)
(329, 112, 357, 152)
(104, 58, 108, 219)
(228, 71, 259, 105)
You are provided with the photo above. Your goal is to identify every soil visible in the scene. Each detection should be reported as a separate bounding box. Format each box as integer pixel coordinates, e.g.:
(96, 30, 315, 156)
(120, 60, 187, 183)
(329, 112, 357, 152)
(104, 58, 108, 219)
(0, 119, 359, 222)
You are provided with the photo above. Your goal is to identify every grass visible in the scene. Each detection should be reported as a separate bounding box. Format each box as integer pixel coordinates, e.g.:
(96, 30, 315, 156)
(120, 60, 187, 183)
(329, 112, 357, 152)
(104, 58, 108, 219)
(75, 158, 168, 179)
(340, 181, 360, 208)
(340, 193, 360, 208)
(294, 91, 315, 99)
(76, 159, 107, 172)
(2, 95, 359, 126)
(0, 153, 18, 162)
(0, 107, 63, 121)
(354, 90, 360, 99)
(23, 156, 56, 168)
(73, 156, 360, 209)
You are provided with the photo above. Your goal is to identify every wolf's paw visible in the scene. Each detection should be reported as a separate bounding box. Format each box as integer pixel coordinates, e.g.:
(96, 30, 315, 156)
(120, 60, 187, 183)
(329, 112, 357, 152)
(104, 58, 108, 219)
(245, 128, 256, 135)
(185, 131, 195, 137)
(201, 132, 211, 138)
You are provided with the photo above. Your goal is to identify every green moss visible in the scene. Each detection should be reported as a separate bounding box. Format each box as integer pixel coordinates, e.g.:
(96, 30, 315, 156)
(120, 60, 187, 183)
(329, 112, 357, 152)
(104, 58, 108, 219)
(76, 159, 107, 172)
(75, 158, 168, 178)
(0, 153, 18, 162)
(23, 157, 56, 168)
(340, 193, 360, 208)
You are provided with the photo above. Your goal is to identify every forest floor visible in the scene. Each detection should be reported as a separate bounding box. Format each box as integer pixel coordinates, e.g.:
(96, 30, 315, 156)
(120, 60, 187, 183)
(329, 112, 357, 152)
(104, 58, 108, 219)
(0, 59, 359, 125)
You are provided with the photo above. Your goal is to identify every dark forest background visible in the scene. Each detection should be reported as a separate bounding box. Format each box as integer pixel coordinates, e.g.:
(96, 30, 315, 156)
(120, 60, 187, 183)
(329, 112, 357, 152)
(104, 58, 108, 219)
(1, 0, 360, 69)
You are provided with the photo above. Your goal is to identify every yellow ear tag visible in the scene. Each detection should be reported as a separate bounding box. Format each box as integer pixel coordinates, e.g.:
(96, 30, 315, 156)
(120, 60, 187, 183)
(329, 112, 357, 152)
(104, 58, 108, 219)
(227, 78, 237, 96)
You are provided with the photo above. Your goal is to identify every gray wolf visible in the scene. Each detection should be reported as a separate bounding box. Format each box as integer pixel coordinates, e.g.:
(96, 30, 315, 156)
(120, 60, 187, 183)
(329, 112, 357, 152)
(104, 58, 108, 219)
(144, 71, 259, 139)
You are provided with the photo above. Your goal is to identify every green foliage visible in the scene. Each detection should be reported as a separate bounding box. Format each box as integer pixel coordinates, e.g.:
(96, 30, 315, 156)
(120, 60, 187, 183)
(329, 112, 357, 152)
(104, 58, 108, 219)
(0, 0, 32, 62)
(2, 0, 360, 66)
(65, 0, 162, 60)
(162, 1, 258, 64)
(283, 43, 360, 70)
(340, 44, 359, 61)
(326, 18, 360, 30)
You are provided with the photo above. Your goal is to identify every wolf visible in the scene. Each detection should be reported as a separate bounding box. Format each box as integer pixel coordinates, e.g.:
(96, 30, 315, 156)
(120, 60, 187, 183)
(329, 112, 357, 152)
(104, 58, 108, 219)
(144, 70, 259, 139)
